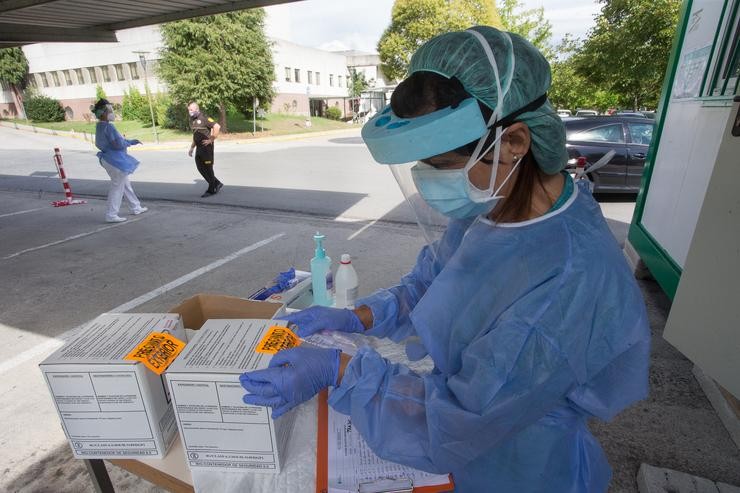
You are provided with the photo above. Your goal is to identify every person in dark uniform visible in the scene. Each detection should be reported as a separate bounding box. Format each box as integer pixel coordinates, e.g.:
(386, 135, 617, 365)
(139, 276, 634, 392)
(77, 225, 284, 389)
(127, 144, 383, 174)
(188, 102, 222, 197)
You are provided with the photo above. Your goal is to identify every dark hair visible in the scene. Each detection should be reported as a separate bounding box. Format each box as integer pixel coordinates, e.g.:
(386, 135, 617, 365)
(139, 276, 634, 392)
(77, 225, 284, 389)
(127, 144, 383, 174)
(92, 98, 111, 120)
(390, 71, 552, 222)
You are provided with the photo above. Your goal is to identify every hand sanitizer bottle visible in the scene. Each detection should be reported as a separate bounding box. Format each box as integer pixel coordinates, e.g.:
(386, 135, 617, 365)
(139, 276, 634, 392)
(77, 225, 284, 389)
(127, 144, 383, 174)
(310, 232, 332, 306)
(334, 254, 359, 309)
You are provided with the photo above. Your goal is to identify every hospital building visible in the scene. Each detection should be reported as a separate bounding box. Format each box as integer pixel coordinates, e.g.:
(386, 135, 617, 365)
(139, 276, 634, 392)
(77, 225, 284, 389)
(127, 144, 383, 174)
(0, 20, 392, 121)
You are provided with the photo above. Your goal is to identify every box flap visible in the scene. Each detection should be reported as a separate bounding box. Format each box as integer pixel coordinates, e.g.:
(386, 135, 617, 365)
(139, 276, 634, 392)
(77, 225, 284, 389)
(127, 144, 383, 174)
(169, 294, 282, 331)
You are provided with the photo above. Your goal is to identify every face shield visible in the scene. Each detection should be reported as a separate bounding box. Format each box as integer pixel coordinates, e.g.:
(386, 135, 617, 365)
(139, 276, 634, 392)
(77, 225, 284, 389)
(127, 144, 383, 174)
(362, 30, 524, 253)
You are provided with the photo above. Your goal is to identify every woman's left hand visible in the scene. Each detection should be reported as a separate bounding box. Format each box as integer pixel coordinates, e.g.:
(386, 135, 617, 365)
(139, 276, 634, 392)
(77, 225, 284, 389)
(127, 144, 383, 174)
(240, 346, 340, 418)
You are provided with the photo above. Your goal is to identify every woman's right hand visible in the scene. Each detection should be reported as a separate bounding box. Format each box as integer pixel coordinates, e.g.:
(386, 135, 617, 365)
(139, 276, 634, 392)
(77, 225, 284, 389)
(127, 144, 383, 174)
(279, 306, 365, 337)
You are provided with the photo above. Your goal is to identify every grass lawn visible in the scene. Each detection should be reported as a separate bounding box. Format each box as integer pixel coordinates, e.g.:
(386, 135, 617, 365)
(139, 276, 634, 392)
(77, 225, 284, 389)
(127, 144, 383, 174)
(8, 113, 359, 143)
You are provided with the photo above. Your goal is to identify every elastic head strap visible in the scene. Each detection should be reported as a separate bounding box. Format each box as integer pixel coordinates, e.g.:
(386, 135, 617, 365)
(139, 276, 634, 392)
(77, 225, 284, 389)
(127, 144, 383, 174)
(491, 93, 549, 129)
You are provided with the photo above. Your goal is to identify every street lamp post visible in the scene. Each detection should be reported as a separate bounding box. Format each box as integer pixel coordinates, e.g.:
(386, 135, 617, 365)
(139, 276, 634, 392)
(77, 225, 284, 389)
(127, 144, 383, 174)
(133, 51, 159, 144)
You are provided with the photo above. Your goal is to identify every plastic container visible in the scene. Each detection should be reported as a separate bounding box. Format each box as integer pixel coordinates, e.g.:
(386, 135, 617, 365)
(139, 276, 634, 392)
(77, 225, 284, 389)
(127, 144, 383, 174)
(310, 232, 332, 306)
(334, 254, 359, 309)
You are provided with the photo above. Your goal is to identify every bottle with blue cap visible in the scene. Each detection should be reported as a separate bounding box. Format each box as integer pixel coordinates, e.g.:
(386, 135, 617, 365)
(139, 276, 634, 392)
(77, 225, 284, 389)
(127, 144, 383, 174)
(310, 232, 332, 306)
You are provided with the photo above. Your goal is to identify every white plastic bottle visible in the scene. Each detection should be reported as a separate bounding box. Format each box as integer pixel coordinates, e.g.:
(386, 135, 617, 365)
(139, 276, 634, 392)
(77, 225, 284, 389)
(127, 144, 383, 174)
(334, 254, 359, 309)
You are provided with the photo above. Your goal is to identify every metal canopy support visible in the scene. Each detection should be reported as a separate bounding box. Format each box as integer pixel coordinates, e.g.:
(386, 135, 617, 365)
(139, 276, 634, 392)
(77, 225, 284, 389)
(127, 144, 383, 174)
(0, 0, 57, 13)
(0, 23, 118, 44)
(103, 0, 298, 30)
(0, 0, 303, 46)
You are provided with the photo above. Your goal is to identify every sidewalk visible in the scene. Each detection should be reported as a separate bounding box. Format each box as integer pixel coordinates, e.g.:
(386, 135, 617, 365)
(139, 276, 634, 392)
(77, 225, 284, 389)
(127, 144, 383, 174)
(0, 120, 361, 151)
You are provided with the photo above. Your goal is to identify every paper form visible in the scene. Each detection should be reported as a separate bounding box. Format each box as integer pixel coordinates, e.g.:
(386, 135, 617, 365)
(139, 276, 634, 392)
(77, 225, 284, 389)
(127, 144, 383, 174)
(327, 404, 450, 492)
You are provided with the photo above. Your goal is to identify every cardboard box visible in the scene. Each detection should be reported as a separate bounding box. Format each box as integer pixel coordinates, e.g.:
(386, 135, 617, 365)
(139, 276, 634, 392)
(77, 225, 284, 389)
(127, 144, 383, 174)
(165, 318, 296, 474)
(169, 293, 284, 331)
(40, 313, 185, 459)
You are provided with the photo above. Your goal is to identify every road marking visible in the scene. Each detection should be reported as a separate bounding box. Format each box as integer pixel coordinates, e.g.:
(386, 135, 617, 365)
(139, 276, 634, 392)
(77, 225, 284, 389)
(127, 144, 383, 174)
(2, 215, 148, 260)
(0, 207, 45, 219)
(0, 232, 285, 375)
(347, 219, 378, 240)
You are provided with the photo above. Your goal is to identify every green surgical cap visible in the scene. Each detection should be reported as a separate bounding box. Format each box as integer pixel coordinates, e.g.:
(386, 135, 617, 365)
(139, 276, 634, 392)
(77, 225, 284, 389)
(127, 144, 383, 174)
(408, 26, 568, 174)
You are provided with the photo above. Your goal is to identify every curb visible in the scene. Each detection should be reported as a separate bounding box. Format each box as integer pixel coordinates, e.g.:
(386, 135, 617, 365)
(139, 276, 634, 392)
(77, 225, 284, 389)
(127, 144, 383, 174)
(1, 120, 361, 151)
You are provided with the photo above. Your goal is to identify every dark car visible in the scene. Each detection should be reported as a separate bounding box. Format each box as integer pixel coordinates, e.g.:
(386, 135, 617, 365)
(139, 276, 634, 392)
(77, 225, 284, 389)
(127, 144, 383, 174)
(562, 116, 654, 193)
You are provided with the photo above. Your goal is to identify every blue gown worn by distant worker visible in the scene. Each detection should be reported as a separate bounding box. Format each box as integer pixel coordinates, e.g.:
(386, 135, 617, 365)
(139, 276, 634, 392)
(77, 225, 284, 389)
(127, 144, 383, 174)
(95, 121, 140, 174)
(329, 181, 651, 493)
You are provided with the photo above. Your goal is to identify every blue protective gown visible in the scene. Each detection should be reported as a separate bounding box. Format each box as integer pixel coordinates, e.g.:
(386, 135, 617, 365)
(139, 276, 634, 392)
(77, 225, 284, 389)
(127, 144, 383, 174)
(328, 181, 650, 493)
(95, 121, 139, 174)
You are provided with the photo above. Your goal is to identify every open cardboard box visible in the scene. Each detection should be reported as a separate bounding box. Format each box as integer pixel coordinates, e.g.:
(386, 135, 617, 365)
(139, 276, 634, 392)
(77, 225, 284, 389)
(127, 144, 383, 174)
(169, 293, 284, 331)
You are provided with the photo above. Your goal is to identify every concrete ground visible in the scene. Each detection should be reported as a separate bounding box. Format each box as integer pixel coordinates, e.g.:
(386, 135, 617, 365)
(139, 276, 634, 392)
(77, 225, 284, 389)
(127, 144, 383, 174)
(0, 126, 738, 492)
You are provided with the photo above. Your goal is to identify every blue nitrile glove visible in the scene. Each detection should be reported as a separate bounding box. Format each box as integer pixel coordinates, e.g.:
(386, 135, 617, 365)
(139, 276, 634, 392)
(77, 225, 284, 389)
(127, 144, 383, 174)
(240, 346, 340, 418)
(279, 306, 365, 337)
(128, 139, 142, 145)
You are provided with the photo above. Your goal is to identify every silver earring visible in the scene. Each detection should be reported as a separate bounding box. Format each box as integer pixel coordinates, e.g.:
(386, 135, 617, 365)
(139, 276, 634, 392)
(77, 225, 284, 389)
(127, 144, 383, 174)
(513, 155, 519, 162)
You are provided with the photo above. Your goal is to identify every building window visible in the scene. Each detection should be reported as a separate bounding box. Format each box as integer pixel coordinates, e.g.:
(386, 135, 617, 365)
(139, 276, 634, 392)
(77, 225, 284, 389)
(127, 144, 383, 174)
(308, 70, 313, 84)
(338, 75, 343, 88)
(74, 68, 84, 84)
(51, 71, 61, 86)
(114, 64, 125, 81)
(63, 70, 73, 85)
(40, 73, 49, 87)
(294, 68, 301, 83)
(285, 67, 292, 82)
(329, 74, 334, 86)
(101, 65, 112, 83)
(87, 67, 99, 84)
(128, 62, 139, 80)
(316, 72, 321, 85)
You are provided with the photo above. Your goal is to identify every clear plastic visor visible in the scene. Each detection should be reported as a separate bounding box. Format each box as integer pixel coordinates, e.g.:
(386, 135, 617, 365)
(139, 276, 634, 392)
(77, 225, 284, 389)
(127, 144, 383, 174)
(390, 162, 451, 258)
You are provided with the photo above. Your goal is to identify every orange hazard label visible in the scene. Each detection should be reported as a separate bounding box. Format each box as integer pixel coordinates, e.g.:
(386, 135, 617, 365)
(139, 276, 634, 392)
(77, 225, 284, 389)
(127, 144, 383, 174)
(124, 332, 186, 374)
(255, 326, 301, 354)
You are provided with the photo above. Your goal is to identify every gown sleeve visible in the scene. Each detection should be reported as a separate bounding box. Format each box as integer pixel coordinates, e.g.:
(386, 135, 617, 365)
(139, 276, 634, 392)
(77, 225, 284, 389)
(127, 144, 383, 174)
(357, 243, 438, 342)
(105, 124, 130, 150)
(328, 319, 578, 473)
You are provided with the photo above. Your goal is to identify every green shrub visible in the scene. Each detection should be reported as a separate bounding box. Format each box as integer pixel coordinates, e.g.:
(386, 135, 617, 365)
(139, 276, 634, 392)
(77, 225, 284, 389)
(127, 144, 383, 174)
(122, 86, 149, 122)
(163, 101, 190, 131)
(24, 95, 65, 122)
(325, 106, 342, 120)
(95, 85, 107, 101)
(122, 86, 172, 127)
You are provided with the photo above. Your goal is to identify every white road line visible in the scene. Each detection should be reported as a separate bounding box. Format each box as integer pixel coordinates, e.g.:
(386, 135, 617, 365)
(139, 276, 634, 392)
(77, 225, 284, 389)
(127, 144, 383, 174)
(2, 215, 148, 260)
(347, 219, 378, 241)
(0, 232, 285, 375)
(0, 207, 46, 219)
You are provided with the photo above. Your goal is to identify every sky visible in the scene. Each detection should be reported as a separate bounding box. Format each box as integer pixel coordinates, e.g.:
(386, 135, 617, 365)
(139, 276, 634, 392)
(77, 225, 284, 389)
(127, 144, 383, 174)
(264, 0, 602, 53)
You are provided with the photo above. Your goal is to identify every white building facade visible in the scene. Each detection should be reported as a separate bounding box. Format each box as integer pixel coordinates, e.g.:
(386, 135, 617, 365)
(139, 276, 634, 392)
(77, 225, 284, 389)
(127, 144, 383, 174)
(7, 24, 390, 122)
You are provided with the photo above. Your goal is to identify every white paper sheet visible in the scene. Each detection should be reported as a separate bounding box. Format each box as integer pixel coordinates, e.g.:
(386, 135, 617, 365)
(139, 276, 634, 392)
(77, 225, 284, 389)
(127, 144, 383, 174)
(327, 404, 450, 492)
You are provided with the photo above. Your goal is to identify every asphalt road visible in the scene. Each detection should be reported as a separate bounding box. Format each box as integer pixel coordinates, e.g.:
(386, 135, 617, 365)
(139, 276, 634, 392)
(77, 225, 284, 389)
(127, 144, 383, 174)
(1, 125, 737, 492)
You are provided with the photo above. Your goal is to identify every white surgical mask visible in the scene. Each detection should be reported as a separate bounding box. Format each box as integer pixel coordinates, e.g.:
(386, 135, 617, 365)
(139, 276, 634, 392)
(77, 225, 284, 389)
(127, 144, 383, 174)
(189, 111, 198, 118)
(106, 112, 116, 122)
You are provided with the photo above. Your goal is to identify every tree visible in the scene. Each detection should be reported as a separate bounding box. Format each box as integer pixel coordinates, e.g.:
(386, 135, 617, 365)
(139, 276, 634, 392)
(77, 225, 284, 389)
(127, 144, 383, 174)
(348, 70, 370, 98)
(550, 35, 621, 112)
(96, 85, 107, 101)
(498, 0, 553, 59)
(0, 48, 29, 119)
(378, 0, 503, 82)
(158, 10, 275, 132)
(574, 0, 681, 110)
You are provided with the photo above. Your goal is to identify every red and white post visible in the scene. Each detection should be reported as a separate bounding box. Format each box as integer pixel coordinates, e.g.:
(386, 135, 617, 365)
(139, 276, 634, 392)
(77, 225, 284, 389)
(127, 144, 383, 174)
(51, 147, 86, 207)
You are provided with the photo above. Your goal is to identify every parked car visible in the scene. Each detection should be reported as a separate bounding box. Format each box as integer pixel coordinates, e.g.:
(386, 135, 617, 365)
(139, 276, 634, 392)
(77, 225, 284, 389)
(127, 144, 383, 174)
(614, 111, 648, 118)
(563, 116, 655, 193)
(557, 109, 572, 117)
(575, 109, 598, 116)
